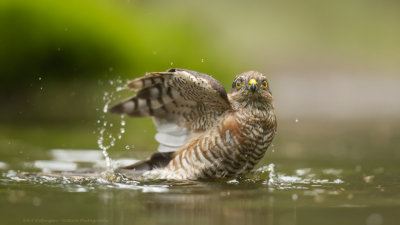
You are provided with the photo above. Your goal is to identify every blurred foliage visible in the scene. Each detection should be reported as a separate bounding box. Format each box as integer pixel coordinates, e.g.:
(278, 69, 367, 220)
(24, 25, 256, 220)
(0, 0, 241, 85)
(0, 0, 244, 123)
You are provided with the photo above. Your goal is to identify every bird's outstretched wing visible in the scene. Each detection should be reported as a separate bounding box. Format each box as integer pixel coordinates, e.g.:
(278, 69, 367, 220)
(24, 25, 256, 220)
(108, 68, 231, 152)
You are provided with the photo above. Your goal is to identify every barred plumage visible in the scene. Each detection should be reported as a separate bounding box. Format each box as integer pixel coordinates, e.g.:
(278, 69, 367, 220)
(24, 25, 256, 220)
(110, 68, 277, 180)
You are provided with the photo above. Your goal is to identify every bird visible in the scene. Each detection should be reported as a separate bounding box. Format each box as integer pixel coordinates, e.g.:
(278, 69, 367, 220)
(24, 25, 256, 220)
(108, 68, 277, 180)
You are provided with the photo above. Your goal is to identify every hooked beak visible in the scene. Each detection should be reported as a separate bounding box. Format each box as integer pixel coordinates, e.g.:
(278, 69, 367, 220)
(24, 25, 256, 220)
(249, 79, 257, 93)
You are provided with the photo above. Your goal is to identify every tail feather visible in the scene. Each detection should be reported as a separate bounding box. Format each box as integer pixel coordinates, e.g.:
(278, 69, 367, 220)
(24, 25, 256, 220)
(118, 151, 174, 171)
(115, 152, 174, 179)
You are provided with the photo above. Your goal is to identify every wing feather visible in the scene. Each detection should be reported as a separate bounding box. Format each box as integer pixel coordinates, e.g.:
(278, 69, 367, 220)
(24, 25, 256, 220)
(109, 68, 231, 152)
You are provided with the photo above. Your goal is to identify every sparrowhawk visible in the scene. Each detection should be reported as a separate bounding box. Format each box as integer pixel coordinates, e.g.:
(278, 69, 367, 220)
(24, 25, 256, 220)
(109, 68, 277, 180)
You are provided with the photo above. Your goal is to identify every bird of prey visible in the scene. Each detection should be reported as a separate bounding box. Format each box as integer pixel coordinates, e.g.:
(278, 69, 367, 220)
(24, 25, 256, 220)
(109, 68, 277, 180)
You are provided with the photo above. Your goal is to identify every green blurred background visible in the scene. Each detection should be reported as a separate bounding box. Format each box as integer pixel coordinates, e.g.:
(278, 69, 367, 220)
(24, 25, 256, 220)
(1, 0, 400, 163)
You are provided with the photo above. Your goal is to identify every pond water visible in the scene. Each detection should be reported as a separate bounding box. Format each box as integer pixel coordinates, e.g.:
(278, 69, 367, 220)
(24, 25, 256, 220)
(1, 82, 400, 225)
(1, 119, 400, 225)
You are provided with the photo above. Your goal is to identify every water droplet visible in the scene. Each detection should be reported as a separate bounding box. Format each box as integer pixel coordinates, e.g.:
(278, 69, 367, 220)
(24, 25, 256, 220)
(170, 62, 174, 65)
(295, 118, 299, 123)
(125, 145, 130, 150)
(38, 77, 42, 81)
(121, 121, 126, 126)
(201, 58, 204, 63)
(363, 175, 374, 183)
(97, 120, 101, 124)
(292, 193, 298, 201)
(118, 135, 122, 140)
(120, 128, 125, 134)
(109, 80, 114, 85)
(109, 123, 113, 127)
(40, 87, 43, 90)
(103, 121, 107, 126)
(103, 103, 109, 113)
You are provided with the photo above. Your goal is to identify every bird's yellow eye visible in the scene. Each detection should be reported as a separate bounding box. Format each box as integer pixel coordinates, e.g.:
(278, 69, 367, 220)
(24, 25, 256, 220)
(261, 80, 268, 89)
(236, 79, 243, 89)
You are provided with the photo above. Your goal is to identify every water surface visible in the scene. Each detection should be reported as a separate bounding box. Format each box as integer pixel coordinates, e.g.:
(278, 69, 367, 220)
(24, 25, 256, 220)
(1, 121, 400, 225)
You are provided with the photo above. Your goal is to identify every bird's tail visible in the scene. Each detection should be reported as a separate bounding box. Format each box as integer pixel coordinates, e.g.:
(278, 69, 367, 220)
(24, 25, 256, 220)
(115, 151, 174, 179)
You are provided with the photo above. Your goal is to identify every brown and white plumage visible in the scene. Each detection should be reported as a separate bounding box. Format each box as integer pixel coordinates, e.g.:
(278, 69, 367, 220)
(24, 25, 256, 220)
(109, 68, 277, 180)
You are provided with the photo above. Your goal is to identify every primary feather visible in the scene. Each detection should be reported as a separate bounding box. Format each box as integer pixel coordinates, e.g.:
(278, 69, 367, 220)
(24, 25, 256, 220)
(109, 68, 231, 153)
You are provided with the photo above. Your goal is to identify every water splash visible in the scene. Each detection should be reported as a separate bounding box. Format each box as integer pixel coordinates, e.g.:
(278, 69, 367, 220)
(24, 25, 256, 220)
(97, 127, 112, 169)
(96, 77, 127, 171)
(267, 163, 276, 185)
(252, 163, 276, 184)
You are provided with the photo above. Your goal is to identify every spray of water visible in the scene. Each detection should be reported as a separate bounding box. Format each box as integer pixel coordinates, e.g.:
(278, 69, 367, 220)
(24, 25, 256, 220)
(96, 77, 127, 172)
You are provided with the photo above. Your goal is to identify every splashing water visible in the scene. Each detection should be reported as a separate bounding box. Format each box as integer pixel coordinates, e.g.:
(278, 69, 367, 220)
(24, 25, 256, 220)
(267, 163, 276, 185)
(96, 77, 127, 171)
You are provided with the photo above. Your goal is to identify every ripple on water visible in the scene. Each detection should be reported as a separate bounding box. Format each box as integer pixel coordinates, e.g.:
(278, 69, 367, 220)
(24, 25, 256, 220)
(2, 147, 350, 198)
(252, 164, 345, 191)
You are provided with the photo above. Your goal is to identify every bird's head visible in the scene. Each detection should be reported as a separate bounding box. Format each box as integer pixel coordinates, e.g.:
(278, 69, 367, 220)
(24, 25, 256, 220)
(228, 71, 273, 110)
